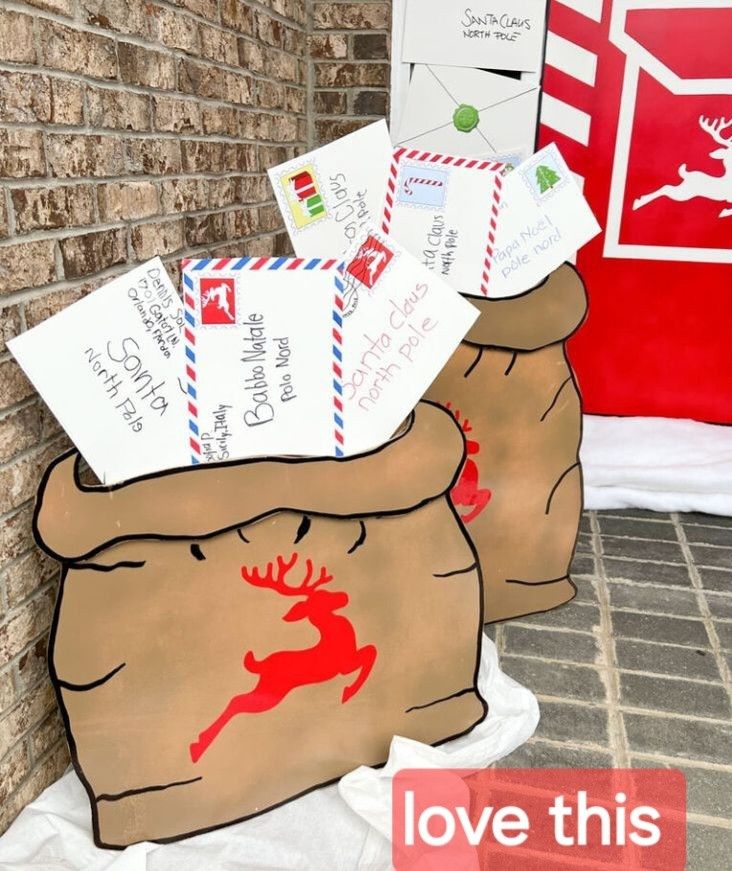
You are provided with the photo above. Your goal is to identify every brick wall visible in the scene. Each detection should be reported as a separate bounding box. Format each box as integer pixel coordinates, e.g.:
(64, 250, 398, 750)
(0, 0, 392, 834)
(310, 2, 390, 144)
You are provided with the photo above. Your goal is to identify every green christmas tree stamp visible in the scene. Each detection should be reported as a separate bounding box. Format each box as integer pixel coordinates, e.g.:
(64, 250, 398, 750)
(521, 151, 567, 201)
(453, 104, 480, 133)
(536, 164, 562, 193)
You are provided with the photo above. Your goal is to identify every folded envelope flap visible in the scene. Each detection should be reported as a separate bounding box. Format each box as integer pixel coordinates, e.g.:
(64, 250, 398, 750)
(33, 402, 467, 562)
(611, 1, 732, 91)
(399, 64, 539, 141)
(464, 263, 587, 351)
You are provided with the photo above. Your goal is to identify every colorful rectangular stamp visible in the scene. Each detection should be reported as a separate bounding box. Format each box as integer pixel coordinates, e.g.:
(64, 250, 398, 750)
(279, 163, 328, 229)
(397, 164, 449, 209)
(198, 276, 237, 326)
(345, 234, 396, 292)
(520, 149, 568, 202)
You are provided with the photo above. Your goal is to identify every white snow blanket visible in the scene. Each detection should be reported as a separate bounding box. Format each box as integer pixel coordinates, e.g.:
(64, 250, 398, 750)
(582, 415, 732, 516)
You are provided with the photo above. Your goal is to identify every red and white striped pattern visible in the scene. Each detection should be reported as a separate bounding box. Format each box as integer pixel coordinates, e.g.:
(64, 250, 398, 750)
(382, 147, 505, 296)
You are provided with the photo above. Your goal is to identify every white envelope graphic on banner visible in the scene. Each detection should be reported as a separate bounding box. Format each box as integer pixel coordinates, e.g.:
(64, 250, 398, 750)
(605, 0, 732, 263)
(396, 65, 540, 159)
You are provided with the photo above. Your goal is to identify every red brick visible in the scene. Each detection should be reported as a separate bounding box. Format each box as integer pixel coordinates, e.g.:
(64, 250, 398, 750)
(315, 62, 389, 88)
(4, 548, 57, 609)
(0, 505, 34, 564)
(315, 90, 347, 115)
(130, 219, 184, 259)
(0, 743, 31, 808)
(0, 675, 56, 752)
(87, 87, 151, 132)
(79, 0, 155, 38)
(238, 39, 266, 74)
(160, 178, 209, 213)
(0, 131, 45, 179)
(316, 117, 370, 144)
(12, 185, 95, 233)
(23, 0, 74, 15)
(153, 96, 202, 134)
(29, 709, 65, 762)
(0, 73, 50, 124)
(313, 2, 389, 29)
(15, 636, 49, 697)
(60, 229, 127, 280)
(179, 59, 252, 104)
(118, 42, 176, 90)
(98, 181, 159, 221)
(309, 34, 348, 59)
(127, 138, 182, 175)
(173, 0, 218, 18)
(154, 5, 201, 54)
(0, 240, 57, 296)
(207, 178, 238, 208)
(24, 288, 85, 329)
(256, 11, 289, 48)
(184, 212, 228, 247)
(199, 22, 239, 66)
(39, 19, 117, 80)
(0, 10, 36, 64)
(0, 306, 21, 353)
(237, 176, 270, 204)
(258, 80, 286, 111)
(221, 0, 254, 33)
(0, 194, 8, 239)
(0, 442, 59, 524)
(46, 134, 124, 179)
(352, 33, 389, 60)
(353, 90, 388, 116)
(201, 105, 240, 136)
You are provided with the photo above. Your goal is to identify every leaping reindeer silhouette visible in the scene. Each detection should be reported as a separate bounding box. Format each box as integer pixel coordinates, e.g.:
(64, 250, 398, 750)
(201, 283, 235, 321)
(633, 116, 732, 218)
(189, 553, 377, 763)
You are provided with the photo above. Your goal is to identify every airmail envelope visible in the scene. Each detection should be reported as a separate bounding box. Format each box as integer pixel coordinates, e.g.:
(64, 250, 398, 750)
(491, 145, 601, 297)
(339, 228, 479, 456)
(381, 149, 505, 298)
(182, 257, 338, 462)
(8, 259, 188, 485)
(402, 0, 548, 73)
(268, 120, 393, 258)
(395, 64, 540, 159)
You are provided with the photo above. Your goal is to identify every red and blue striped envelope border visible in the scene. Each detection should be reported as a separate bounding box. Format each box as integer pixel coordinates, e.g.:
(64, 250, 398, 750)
(382, 148, 504, 297)
(182, 256, 346, 464)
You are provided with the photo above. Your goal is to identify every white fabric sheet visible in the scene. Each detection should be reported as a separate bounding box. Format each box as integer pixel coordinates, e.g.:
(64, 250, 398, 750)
(582, 414, 732, 516)
(0, 638, 538, 871)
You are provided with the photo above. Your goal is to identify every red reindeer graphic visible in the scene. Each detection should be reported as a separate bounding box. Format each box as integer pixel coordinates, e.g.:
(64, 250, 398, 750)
(445, 404, 492, 525)
(190, 553, 376, 763)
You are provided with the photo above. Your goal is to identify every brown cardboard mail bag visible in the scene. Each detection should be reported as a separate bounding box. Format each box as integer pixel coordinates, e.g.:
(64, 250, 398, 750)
(34, 401, 486, 848)
(426, 264, 587, 623)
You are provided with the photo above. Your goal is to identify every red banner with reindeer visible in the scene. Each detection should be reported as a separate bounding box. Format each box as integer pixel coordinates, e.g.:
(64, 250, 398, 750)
(540, 0, 732, 423)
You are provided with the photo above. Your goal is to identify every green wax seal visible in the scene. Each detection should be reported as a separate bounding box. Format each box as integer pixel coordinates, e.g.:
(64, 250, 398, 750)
(453, 104, 480, 133)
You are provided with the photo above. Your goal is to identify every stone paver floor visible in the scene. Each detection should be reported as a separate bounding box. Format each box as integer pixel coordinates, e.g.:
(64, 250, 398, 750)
(492, 509, 732, 870)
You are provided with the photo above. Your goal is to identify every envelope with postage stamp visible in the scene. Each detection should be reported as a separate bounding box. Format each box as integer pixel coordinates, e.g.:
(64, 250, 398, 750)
(268, 121, 393, 258)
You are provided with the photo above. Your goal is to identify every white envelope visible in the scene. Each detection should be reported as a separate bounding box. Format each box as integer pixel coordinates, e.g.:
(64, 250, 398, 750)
(380, 149, 505, 298)
(8, 259, 188, 485)
(396, 64, 540, 159)
(182, 256, 338, 462)
(339, 227, 478, 455)
(402, 0, 548, 73)
(491, 144, 602, 298)
(268, 121, 393, 258)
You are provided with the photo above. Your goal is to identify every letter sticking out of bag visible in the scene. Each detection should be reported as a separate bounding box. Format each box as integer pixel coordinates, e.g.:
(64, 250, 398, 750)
(426, 264, 588, 623)
(33, 401, 486, 848)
